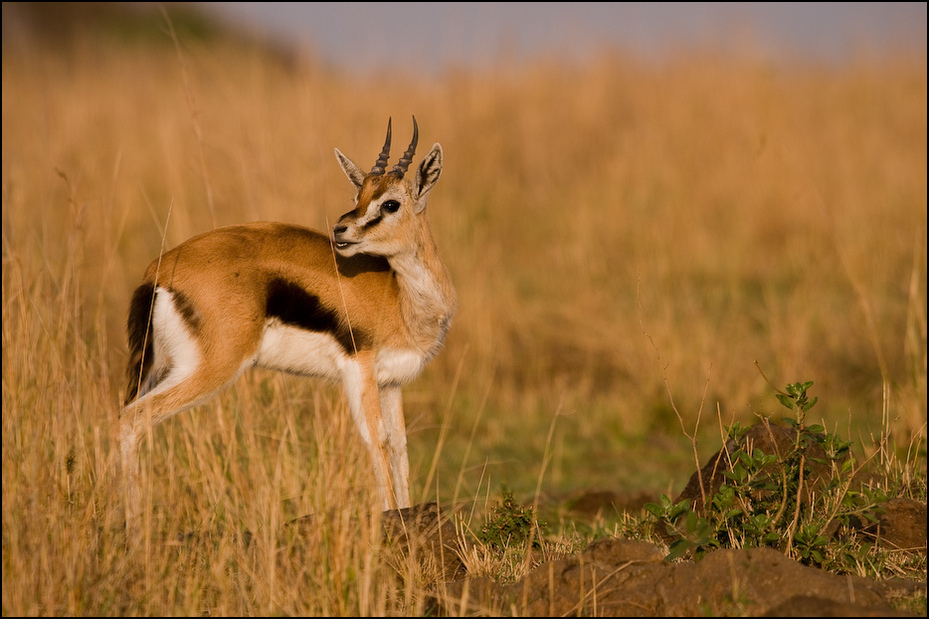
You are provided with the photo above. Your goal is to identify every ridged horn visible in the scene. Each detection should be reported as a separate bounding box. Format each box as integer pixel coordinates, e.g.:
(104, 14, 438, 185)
(390, 116, 418, 178)
(370, 118, 392, 175)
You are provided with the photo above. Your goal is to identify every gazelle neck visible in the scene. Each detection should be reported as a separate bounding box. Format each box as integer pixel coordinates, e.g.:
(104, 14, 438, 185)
(387, 222, 457, 355)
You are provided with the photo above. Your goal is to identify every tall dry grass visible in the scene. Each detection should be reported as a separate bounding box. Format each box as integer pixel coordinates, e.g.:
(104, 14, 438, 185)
(2, 20, 926, 615)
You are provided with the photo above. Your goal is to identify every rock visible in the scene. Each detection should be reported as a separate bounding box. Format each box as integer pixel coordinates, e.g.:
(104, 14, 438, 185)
(761, 594, 921, 617)
(864, 498, 928, 553)
(382, 502, 468, 582)
(566, 489, 657, 519)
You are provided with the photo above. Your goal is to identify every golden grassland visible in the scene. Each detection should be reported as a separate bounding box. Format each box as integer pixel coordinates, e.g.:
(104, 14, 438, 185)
(2, 24, 926, 615)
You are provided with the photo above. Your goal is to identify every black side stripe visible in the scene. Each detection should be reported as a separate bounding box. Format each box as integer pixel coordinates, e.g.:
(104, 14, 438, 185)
(265, 278, 366, 353)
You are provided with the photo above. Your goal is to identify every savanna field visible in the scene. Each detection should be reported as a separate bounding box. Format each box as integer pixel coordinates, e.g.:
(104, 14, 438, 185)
(2, 5, 926, 615)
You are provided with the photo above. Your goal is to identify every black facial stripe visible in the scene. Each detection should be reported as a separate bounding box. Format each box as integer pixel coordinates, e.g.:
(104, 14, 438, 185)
(338, 204, 365, 223)
(265, 278, 367, 353)
(362, 215, 382, 229)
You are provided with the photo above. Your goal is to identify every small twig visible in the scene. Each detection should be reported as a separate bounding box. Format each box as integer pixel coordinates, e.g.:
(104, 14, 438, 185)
(754, 360, 787, 397)
(784, 454, 805, 555)
(637, 275, 711, 508)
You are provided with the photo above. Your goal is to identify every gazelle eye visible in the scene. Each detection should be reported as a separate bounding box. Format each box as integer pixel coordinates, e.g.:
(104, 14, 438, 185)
(382, 200, 401, 213)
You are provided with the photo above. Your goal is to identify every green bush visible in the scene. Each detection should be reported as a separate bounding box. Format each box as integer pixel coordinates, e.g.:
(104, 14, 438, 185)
(646, 381, 894, 570)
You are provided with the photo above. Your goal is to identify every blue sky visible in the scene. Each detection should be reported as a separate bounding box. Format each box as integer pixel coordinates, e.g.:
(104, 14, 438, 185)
(198, 2, 927, 74)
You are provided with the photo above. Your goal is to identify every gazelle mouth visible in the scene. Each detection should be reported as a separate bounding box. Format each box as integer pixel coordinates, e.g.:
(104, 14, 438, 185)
(334, 241, 354, 250)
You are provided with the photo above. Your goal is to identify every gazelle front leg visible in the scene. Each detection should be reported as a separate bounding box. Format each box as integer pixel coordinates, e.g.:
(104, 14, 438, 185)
(379, 384, 411, 509)
(344, 353, 397, 510)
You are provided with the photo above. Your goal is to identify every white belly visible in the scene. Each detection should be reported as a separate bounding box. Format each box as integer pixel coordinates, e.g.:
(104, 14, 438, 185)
(376, 348, 426, 385)
(255, 320, 346, 381)
(255, 319, 427, 386)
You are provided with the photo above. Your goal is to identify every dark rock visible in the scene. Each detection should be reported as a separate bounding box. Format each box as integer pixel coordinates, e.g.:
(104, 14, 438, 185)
(566, 489, 657, 518)
(863, 497, 928, 553)
(382, 502, 468, 582)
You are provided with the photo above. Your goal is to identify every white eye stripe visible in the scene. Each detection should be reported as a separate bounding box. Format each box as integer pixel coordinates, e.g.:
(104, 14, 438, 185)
(366, 201, 385, 220)
(366, 197, 402, 217)
(338, 202, 387, 229)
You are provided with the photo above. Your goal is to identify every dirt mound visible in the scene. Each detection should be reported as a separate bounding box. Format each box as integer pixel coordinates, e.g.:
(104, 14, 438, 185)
(383, 503, 925, 616)
(378, 420, 927, 616)
(438, 539, 922, 616)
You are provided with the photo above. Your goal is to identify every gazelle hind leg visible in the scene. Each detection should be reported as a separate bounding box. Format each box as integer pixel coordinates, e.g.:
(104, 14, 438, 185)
(118, 364, 245, 529)
(120, 284, 265, 531)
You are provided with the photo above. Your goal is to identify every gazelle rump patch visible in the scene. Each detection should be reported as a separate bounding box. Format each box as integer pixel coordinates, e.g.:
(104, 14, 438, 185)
(125, 284, 202, 403)
(148, 288, 202, 393)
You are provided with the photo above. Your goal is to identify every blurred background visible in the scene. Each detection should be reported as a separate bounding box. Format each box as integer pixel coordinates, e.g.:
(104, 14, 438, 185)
(6, 3, 927, 70)
(201, 2, 928, 72)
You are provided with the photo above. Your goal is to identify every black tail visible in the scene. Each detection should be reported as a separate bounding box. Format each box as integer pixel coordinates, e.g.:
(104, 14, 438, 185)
(124, 282, 156, 405)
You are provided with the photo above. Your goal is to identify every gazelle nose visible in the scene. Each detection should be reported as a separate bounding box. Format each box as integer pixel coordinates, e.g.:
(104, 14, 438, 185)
(333, 223, 347, 235)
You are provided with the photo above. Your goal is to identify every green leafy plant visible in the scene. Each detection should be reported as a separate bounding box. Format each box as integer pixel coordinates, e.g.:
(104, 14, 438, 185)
(478, 491, 547, 551)
(646, 379, 897, 571)
(776, 380, 818, 422)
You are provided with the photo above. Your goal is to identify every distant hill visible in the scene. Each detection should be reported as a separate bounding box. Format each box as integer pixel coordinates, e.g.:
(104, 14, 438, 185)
(2, 1, 297, 65)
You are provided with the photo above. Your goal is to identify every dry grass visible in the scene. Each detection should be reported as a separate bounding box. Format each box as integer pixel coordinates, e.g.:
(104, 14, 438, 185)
(2, 11, 926, 615)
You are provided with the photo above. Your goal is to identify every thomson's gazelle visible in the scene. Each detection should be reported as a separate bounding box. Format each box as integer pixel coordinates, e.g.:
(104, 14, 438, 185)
(119, 118, 456, 526)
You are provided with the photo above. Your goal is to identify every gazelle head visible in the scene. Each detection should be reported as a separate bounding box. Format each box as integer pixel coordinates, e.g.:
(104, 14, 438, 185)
(333, 117, 443, 258)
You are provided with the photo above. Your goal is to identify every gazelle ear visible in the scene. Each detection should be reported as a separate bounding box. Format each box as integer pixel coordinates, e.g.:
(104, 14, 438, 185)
(335, 148, 366, 190)
(413, 143, 443, 212)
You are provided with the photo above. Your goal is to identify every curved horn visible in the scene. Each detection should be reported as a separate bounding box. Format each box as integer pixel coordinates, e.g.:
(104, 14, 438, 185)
(391, 116, 418, 177)
(370, 118, 392, 175)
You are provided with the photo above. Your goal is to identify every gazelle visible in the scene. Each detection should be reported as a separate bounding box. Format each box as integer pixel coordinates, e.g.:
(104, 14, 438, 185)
(118, 117, 456, 527)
